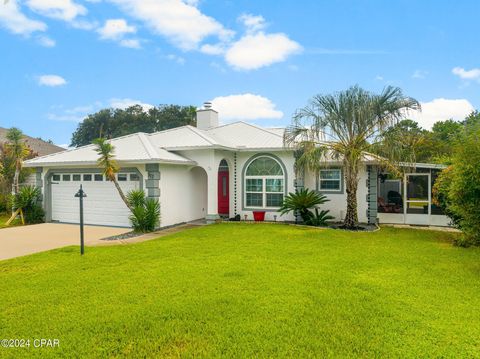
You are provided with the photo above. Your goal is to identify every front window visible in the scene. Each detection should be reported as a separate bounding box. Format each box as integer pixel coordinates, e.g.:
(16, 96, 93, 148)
(245, 156, 285, 208)
(318, 169, 342, 191)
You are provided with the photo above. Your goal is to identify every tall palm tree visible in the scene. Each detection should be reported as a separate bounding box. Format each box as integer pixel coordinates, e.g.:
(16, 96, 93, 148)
(285, 85, 420, 228)
(93, 138, 132, 211)
(5, 128, 30, 195)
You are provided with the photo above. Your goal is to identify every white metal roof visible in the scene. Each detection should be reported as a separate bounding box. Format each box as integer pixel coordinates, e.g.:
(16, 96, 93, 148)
(24, 121, 445, 169)
(25, 132, 195, 167)
(205, 122, 285, 149)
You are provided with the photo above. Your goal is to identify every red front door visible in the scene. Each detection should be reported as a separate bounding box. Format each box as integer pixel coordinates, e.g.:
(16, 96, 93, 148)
(218, 171, 229, 216)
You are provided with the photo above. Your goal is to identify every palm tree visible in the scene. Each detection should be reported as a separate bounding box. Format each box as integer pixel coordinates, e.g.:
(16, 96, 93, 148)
(285, 85, 420, 228)
(5, 128, 30, 195)
(93, 138, 132, 211)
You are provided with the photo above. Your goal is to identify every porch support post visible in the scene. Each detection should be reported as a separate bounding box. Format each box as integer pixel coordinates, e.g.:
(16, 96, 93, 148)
(366, 165, 378, 225)
(206, 171, 219, 223)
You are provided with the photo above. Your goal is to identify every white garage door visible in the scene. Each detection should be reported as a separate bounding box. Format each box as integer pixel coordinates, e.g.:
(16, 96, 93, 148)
(51, 173, 140, 227)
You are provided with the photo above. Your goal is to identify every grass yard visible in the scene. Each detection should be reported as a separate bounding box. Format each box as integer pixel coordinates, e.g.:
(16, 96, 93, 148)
(0, 224, 479, 358)
(0, 212, 21, 229)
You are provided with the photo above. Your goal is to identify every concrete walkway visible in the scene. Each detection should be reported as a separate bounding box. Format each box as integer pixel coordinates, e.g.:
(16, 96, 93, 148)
(0, 223, 130, 261)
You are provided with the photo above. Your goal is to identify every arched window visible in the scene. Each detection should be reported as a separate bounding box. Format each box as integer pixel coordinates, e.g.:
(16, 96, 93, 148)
(244, 155, 285, 208)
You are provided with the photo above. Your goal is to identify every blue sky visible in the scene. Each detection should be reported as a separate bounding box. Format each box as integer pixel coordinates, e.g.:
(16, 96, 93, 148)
(1, 0, 479, 146)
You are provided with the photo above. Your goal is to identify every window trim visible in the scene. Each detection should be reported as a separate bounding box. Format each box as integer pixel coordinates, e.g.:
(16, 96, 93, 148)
(242, 154, 287, 210)
(317, 168, 344, 194)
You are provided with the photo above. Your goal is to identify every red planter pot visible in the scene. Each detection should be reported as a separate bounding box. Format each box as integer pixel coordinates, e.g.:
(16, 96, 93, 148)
(253, 211, 266, 222)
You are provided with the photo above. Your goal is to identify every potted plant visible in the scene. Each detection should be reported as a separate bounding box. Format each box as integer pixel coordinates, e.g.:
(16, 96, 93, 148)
(252, 211, 266, 221)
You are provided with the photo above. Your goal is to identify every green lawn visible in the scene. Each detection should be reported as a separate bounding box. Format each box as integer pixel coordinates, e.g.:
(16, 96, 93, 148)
(0, 212, 21, 229)
(1, 224, 479, 358)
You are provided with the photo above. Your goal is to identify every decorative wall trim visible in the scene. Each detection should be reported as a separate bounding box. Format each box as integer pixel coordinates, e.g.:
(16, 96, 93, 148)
(146, 163, 160, 198)
(367, 165, 378, 225)
(35, 167, 43, 202)
(234, 152, 238, 215)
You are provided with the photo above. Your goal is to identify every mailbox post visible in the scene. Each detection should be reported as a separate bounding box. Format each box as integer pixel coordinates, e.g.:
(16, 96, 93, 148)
(74, 185, 87, 255)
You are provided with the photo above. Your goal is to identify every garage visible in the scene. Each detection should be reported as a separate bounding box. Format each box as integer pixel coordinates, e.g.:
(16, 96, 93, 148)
(50, 172, 141, 227)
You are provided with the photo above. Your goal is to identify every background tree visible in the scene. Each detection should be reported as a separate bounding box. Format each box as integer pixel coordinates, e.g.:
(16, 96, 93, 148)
(93, 138, 132, 211)
(424, 119, 463, 163)
(375, 119, 429, 164)
(285, 85, 420, 228)
(71, 104, 196, 147)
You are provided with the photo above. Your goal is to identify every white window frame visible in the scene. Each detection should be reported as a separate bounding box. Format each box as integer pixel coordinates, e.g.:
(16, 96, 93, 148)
(244, 156, 285, 209)
(318, 169, 342, 192)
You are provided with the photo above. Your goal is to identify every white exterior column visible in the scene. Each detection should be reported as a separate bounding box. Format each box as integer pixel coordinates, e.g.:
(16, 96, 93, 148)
(206, 171, 219, 222)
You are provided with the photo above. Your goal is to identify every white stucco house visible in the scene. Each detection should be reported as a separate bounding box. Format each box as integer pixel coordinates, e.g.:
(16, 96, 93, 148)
(25, 103, 450, 228)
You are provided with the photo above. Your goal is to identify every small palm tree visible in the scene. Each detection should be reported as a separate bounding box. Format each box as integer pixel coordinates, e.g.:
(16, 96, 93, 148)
(285, 85, 420, 228)
(279, 188, 331, 223)
(93, 138, 132, 211)
(5, 128, 30, 195)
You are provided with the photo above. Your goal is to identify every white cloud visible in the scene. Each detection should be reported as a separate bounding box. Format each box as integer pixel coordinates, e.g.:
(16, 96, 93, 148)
(119, 38, 141, 48)
(109, 0, 234, 50)
(47, 99, 153, 122)
(98, 18, 135, 40)
(37, 35, 55, 47)
(211, 93, 283, 122)
(412, 70, 428, 79)
(26, 0, 87, 22)
(452, 67, 480, 81)
(409, 98, 474, 129)
(238, 13, 266, 33)
(165, 54, 185, 64)
(48, 102, 101, 122)
(225, 32, 302, 70)
(0, 0, 47, 35)
(109, 98, 154, 111)
(38, 74, 67, 86)
(70, 19, 97, 30)
(200, 43, 225, 55)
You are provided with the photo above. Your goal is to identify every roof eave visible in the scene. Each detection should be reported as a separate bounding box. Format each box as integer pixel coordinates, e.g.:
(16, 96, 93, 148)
(24, 158, 196, 168)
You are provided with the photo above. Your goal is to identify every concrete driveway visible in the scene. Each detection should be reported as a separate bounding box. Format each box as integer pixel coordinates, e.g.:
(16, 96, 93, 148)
(0, 223, 130, 261)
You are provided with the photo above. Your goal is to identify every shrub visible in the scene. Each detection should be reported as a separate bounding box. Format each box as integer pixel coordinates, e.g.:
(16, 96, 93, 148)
(127, 190, 160, 232)
(0, 193, 10, 212)
(13, 186, 45, 224)
(432, 167, 462, 228)
(279, 188, 332, 226)
(305, 208, 334, 226)
(433, 122, 480, 246)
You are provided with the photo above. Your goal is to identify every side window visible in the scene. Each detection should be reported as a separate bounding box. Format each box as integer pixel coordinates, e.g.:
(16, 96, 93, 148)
(94, 174, 103, 181)
(318, 169, 342, 191)
(52, 174, 60, 182)
(83, 174, 92, 181)
(62, 174, 71, 181)
(72, 174, 81, 181)
(130, 173, 140, 181)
